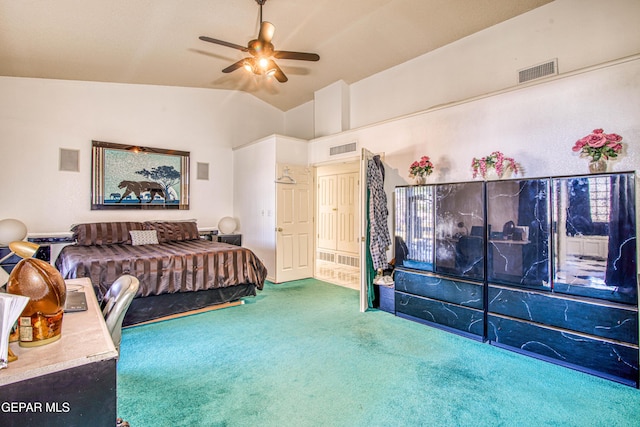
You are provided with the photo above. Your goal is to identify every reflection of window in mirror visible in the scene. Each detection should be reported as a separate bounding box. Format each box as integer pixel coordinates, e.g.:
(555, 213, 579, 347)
(554, 173, 637, 305)
(589, 177, 611, 223)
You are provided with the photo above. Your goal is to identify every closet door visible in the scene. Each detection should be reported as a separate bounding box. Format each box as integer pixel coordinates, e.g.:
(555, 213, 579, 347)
(336, 172, 359, 254)
(317, 174, 337, 250)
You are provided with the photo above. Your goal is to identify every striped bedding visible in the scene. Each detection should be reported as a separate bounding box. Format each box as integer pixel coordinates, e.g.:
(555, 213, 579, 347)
(56, 239, 267, 300)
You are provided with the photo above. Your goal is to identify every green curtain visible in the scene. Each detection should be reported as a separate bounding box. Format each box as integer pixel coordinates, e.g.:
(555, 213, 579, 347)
(365, 187, 375, 309)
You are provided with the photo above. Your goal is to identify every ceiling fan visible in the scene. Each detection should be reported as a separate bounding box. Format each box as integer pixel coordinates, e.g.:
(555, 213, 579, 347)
(199, 0, 320, 83)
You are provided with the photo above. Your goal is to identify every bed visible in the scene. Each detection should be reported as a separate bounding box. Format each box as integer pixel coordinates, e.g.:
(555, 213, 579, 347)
(55, 221, 267, 326)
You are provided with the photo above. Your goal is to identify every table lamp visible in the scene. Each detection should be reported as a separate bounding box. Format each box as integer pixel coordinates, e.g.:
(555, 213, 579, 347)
(218, 216, 237, 234)
(0, 218, 28, 246)
(6, 242, 67, 347)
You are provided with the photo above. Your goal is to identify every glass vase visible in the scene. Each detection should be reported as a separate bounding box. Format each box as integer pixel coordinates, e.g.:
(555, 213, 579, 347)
(415, 175, 426, 185)
(588, 159, 607, 174)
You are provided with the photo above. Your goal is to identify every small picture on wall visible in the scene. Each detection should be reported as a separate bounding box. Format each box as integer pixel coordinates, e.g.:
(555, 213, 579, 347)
(91, 140, 190, 210)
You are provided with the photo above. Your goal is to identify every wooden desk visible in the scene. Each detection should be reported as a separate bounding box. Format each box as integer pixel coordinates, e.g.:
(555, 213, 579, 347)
(0, 278, 118, 427)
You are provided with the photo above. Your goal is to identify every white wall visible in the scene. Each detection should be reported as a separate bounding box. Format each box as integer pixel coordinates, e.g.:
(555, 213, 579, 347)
(0, 77, 285, 235)
(349, 0, 640, 129)
(284, 101, 315, 140)
(233, 135, 309, 281)
(310, 57, 640, 182)
(314, 80, 350, 138)
(233, 136, 277, 277)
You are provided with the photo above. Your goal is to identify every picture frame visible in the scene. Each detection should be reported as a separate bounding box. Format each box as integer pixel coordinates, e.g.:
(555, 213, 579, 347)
(91, 140, 190, 210)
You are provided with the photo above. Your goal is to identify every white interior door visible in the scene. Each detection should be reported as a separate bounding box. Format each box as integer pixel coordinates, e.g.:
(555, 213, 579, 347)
(275, 164, 314, 283)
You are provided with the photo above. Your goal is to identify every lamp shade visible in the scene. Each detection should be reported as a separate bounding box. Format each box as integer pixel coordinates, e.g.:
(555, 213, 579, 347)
(7, 258, 66, 347)
(218, 217, 237, 234)
(0, 219, 28, 246)
(9, 241, 40, 259)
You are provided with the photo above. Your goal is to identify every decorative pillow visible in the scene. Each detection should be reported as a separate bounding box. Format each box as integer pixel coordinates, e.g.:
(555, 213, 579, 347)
(129, 230, 159, 246)
(71, 222, 144, 246)
(143, 221, 199, 243)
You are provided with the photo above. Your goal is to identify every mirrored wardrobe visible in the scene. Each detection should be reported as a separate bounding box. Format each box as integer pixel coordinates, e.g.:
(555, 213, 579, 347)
(394, 172, 638, 387)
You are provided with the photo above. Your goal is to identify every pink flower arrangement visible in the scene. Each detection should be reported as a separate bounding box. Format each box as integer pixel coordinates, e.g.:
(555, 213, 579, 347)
(572, 128, 623, 161)
(471, 151, 519, 179)
(409, 156, 434, 178)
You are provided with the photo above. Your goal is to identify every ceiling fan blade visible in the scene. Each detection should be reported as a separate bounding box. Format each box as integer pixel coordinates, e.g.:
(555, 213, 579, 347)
(199, 36, 248, 52)
(270, 61, 288, 83)
(274, 51, 320, 61)
(259, 21, 275, 43)
(222, 59, 247, 73)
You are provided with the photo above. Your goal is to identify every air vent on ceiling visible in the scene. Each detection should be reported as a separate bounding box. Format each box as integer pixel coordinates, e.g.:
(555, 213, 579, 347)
(329, 142, 357, 157)
(518, 59, 558, 84)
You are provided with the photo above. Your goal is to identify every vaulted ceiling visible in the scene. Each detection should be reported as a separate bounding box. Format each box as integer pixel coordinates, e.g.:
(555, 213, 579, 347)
(0, 0, 553, 111)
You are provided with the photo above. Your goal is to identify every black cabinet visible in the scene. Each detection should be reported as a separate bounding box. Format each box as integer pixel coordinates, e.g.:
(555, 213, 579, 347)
(395, 269, 484, 339)
(393, 172, 638, 387)
(198, 232, 242, 246)
(216, 234, 242, 246)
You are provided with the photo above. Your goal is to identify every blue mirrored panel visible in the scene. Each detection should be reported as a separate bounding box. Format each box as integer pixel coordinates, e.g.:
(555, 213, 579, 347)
(435, 182, 485, 281)
(486, 179, 550, 289)
(394, 186, 434, 271)
(552, 173, 637, 304)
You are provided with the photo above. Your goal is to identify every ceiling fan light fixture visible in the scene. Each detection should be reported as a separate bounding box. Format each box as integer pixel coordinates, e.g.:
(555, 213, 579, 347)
(243, 58, 255, 73)
(258, 57, 270, 70)
(199, 0, 318, 83)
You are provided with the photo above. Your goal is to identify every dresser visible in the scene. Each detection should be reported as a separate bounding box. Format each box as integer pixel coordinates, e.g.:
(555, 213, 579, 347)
(394, 172, 639, 387)
(0, 278, 119, 426)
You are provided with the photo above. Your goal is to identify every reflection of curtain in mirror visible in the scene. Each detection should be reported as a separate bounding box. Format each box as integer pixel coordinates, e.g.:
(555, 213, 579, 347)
(567, 178, 593, 235)
(605, 174, 637, 300)
(518, 180, 549, 285)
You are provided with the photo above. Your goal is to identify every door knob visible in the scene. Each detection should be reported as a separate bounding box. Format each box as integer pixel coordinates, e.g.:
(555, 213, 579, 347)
(276, 227, 283, 232)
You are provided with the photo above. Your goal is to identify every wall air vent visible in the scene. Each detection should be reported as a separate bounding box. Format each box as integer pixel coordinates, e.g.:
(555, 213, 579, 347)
(337, 254, 359, 268)
(518, 59, 558, 84)
(329, 141, 357, 157)
(317, 251, 335, 263)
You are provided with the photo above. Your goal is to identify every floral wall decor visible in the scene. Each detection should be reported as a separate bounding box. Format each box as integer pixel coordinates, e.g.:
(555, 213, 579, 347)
(409, 156, 434, 184)
(471, 151, 519, 180)
(572, 128, 624, 173)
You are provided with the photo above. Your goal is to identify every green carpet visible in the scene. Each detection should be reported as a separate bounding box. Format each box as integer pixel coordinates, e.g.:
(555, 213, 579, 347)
(117, 279, 640, 427)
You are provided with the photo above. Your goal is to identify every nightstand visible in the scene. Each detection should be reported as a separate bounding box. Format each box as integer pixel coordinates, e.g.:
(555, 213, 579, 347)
(216, 234, 242, 246)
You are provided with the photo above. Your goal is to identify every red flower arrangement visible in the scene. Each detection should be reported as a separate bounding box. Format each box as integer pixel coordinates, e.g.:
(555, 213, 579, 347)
(409, 156, 434, 178)
(572, 128, 624, 161)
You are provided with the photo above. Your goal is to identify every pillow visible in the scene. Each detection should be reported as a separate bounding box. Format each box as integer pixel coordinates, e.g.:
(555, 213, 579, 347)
(143, 221, 199, 243)
(71, 222, 144, 246)
(129, 230, 159, 246)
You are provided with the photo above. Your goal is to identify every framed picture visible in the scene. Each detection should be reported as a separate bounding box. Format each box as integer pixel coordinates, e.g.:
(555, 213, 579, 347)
(91, 141, 190, 210)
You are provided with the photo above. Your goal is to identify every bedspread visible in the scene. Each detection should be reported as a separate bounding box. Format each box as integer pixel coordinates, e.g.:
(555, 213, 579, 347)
(56, 239, 267, 300)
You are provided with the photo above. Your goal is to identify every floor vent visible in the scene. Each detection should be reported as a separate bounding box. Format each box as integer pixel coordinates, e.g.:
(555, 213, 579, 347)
(337, 254, 359, 268)
(330, 142, 357, 156)
(518, 59, 558, 84)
